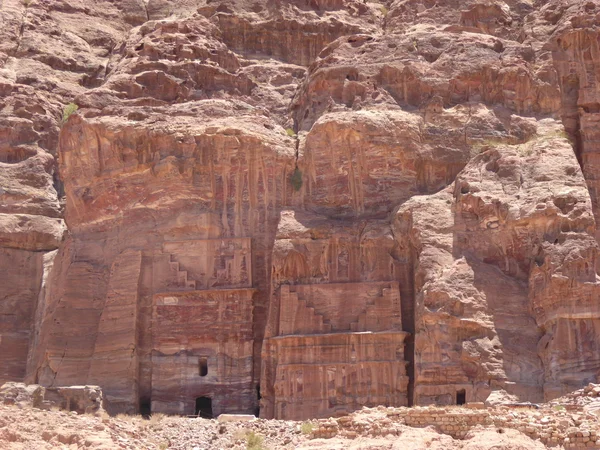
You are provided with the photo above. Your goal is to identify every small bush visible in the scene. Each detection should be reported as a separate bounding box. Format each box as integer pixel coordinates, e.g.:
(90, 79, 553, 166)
(62, 102, 78, 125)
(290, 167, 303, 192)
(286, 128, 296, 137)
(246, 431, 264, 450)
(148, 412, 166, 427)
(380, 6, 388, 16)
(301, 421, 314, 435)
(553, 404, 566, 411)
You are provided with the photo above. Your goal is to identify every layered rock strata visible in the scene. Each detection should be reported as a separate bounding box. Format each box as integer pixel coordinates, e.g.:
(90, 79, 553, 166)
(1, 0, 600, 421)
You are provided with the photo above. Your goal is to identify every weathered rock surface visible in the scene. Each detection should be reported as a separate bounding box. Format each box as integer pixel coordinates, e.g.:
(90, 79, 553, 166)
(0, 382, 104, 415)
(2, 0, 600, 423)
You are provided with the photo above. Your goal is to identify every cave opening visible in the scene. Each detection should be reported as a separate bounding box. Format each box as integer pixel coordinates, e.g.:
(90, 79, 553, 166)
(199, 357, 208, 376)
(139, 396, 151, 417)
(456, 389, 466, 405)
(195, 396, 213, 418)
(255, 385, 261, 417)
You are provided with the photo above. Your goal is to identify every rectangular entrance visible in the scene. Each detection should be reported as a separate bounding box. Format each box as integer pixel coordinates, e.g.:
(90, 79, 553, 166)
(456, 389, 466, 405)
(195, 396, 213, 418)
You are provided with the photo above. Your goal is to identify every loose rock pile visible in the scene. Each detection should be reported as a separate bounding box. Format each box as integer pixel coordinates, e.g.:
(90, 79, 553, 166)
(1, 382, 600, 448)
(0, 382, 104, 415)
(310, 385, 600, 449)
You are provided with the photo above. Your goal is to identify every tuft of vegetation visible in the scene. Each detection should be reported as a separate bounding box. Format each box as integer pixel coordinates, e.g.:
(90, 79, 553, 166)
(286, 127, 296, 137)
(148, 412, 166, 427)
(158, 442, 169, 450)
(380, 6, 388, 17)
(246, 431, 264, 450)
(517, 129, 572, 157)
(469, 128, 574, 159)
(115, 413, 142, 424)
(553, 404, 566, 411)
(62, 102, 78, 125)
(300, 421, 314, 435)
(470, 138, 504, 156)
(290, 167, 303, 192)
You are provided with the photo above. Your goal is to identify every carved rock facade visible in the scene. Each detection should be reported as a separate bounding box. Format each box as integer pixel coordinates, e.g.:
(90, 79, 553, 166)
(2, 0, 600, 421)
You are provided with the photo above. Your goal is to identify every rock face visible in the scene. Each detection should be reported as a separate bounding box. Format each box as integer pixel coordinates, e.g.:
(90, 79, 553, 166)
(262, 210, 409, 419)
(2, 0, 600, 421)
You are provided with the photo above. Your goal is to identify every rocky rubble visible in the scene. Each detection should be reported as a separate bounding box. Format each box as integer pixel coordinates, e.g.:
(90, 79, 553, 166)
(0, 382, 104, 415)
(4, 395, 600, 449)
(309, 396, 600, 449)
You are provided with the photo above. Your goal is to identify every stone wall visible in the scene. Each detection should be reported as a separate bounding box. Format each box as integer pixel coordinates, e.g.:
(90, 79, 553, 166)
(311, 403, 600, 449)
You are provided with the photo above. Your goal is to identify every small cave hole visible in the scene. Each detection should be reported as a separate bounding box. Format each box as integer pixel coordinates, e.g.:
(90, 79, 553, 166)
(195, 397, 213, 418)
(69, 399, 80, 412)
(199, 357, 208, 377)
(535, 256, 544, 267)
(456, 389, 466, 405)
(139, 396, 151, 417)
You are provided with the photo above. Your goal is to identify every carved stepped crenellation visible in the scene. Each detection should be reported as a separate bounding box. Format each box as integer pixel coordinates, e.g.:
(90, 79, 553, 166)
(168, 257, 197, 291)
(279, 282, 403, 335)
(279, 287, 332, 336)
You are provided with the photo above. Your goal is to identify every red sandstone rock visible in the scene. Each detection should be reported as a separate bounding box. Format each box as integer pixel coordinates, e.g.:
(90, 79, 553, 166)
(2, 0, 600, 423)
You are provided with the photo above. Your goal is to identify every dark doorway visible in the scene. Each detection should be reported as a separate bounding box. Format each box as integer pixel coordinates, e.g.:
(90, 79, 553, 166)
(456, 389, 466, 405)
(195, 396, 213, 418)
(254, 385, 261, 417)
(140, 396, 151, 417)
(199, 357, 208, 376)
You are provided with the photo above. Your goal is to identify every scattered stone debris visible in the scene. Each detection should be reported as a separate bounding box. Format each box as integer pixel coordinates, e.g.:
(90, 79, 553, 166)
(1, 383, 600, 449)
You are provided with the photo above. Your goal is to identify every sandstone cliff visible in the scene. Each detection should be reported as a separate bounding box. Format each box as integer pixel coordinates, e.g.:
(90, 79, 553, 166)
(1, 0, 600, 420)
